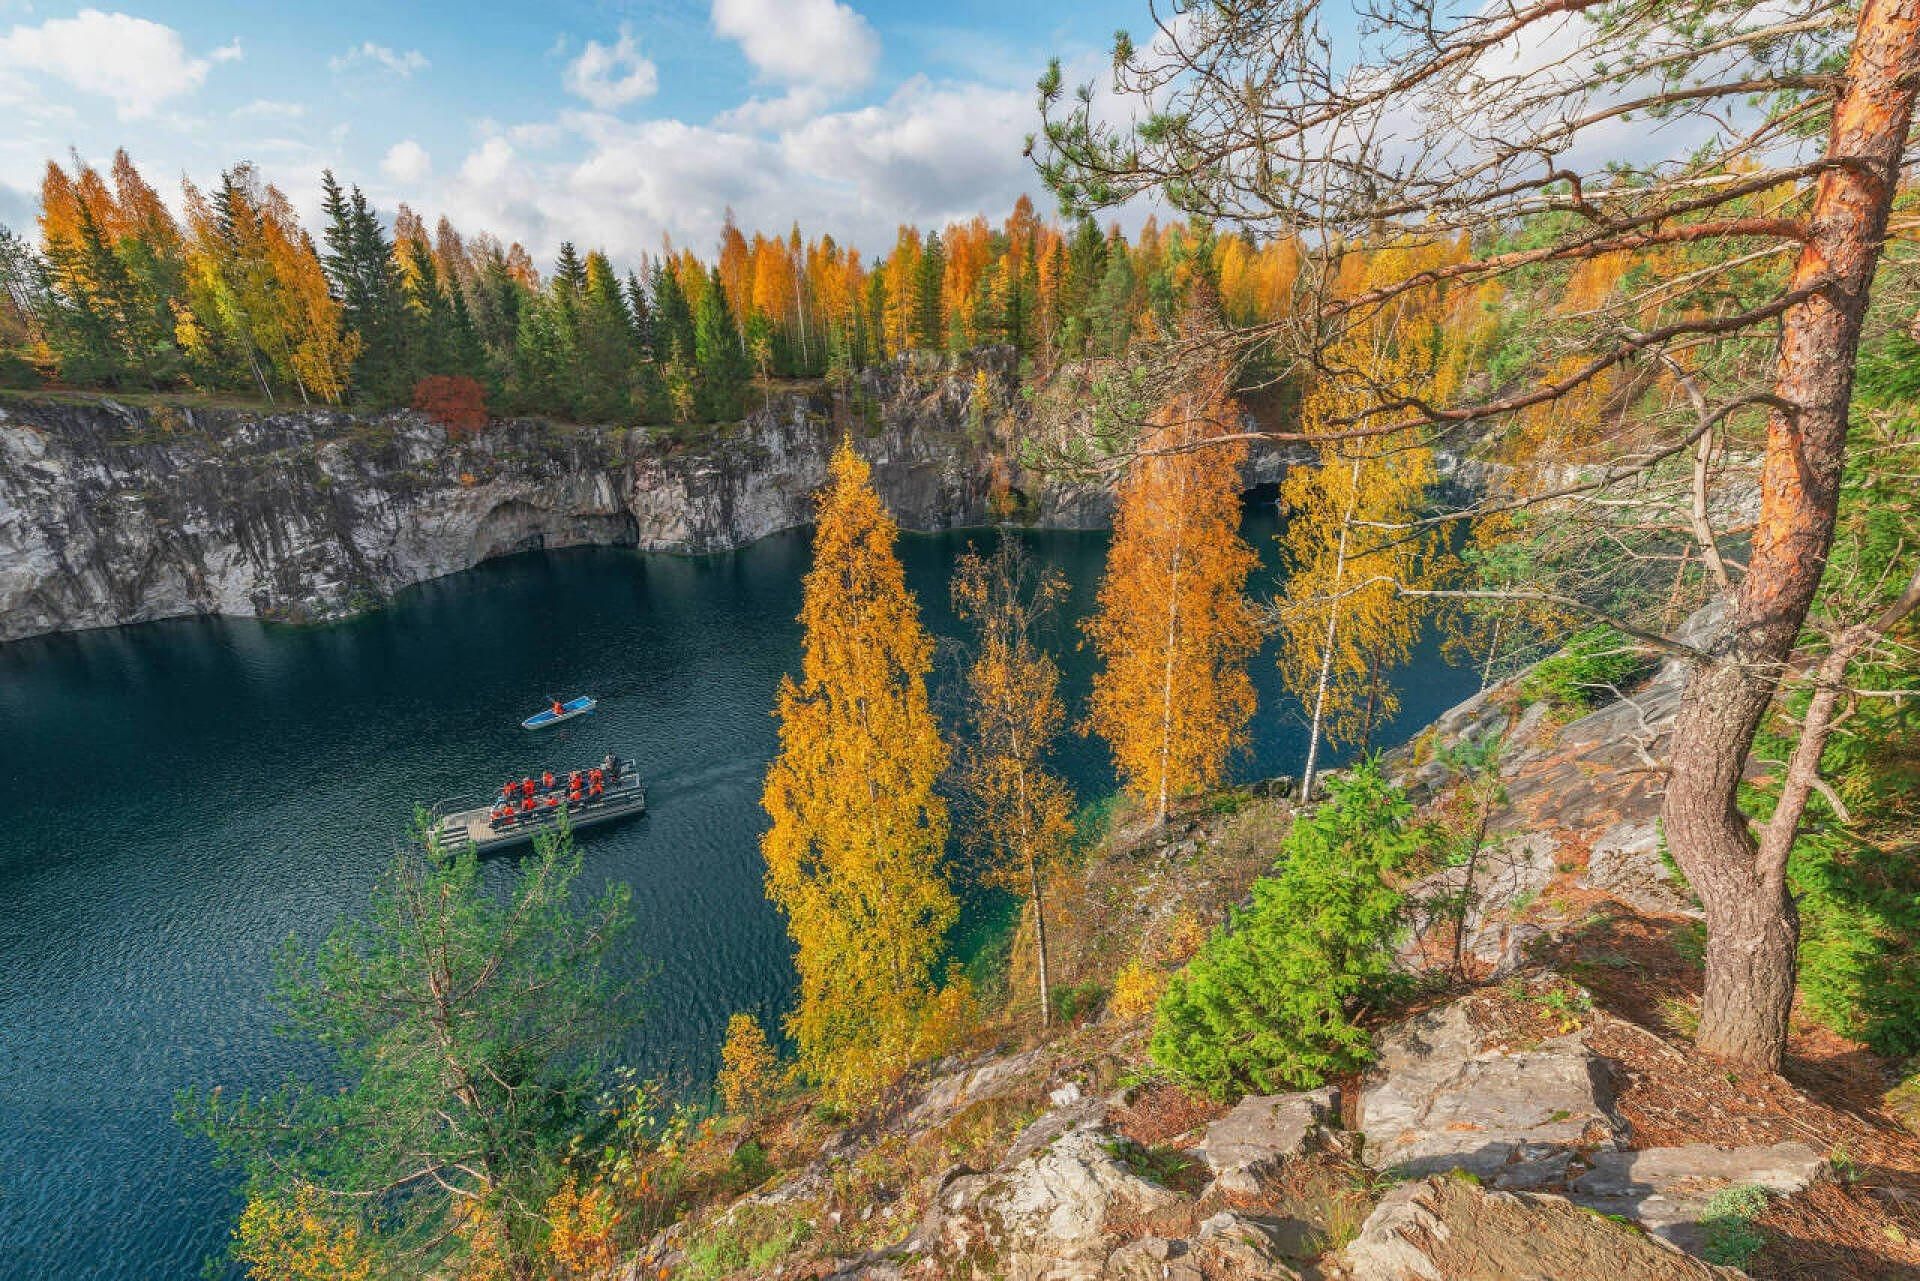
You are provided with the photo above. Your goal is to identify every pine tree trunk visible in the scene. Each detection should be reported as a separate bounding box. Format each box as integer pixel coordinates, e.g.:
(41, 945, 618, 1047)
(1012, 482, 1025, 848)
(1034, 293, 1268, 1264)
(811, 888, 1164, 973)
(1662, 0, 1920, 1072)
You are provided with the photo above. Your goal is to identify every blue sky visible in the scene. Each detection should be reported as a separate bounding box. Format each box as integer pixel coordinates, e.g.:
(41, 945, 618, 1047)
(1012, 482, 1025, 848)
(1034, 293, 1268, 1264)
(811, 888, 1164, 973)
(0, 0, 1150, 267)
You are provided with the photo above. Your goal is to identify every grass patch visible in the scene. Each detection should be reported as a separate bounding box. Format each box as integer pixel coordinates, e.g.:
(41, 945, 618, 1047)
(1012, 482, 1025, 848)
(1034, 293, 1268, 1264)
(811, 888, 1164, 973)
(1701, 1183, 1769, 1269)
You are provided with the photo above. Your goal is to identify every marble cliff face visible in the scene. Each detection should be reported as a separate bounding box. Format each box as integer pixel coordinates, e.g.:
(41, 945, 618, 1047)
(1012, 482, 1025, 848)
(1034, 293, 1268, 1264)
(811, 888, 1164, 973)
(0, 356, 1288, 643)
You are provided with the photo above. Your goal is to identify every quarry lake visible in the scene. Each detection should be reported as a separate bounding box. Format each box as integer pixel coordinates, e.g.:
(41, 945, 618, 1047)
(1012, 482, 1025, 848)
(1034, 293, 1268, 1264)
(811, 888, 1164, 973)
(0, 504, 1479, 1280)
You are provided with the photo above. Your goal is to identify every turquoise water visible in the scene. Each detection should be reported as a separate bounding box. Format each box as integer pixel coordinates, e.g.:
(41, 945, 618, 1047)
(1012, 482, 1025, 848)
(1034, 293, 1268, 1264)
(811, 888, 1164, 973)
(0, 504, 1477, 1279)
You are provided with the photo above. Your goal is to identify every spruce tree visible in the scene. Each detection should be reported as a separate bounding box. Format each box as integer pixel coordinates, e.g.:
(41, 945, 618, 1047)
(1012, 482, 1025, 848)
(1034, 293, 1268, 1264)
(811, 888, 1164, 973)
(1151, 762, 1414, 1098)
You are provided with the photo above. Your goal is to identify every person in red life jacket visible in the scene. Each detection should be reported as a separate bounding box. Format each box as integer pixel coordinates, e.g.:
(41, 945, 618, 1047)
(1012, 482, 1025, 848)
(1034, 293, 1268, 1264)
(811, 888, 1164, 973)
(589, 766, 604, 789)
(521, 776, 536, 799)
(542, 769, 555, 791)
(569, 770, 583, 791)
(545, 795, 560, 810)
(551, 700, 564, 718)
(520, 796, 536, 813)
(590, 778, 604, 800)
(500, 780, 516, 801)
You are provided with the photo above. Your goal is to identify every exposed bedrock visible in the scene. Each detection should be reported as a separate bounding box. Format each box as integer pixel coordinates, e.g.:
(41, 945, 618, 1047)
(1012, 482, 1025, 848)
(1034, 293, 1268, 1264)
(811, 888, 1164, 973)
(0, 355, 1288, 643)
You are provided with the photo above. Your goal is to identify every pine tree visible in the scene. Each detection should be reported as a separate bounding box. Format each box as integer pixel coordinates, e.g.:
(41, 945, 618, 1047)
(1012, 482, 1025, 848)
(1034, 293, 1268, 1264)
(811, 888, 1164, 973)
(318, 171, 407, 405)
(761, 441, 955, 1110)
(1084, 374, 1262, 825)
(694, 266, 748, 419)
(575, 251, 637, 421)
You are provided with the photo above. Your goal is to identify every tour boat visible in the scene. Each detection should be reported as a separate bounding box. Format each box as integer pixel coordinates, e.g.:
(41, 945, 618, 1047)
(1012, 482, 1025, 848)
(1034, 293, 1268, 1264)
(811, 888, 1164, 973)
(430, 757, 647, 854)
(522, 695, 596, 730)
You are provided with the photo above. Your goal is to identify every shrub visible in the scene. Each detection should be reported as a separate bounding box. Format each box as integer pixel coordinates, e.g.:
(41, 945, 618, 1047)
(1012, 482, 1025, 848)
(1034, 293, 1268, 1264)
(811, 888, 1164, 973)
(912, 972, 980, 1060)
(1052, 979, 1107, 1024)
(0, 351, 41, 389)
(1517, 625, 1652, 710)
(1109, 960, 1166, 1019)
(1150, 761, 1415, 1099)
(412, 374, 488, 435)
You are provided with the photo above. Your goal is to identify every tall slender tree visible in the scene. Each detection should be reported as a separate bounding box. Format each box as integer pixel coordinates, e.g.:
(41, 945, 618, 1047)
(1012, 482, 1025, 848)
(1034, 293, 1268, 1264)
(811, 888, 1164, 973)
(1084, 373, 1262, 826)
(761, 441, 956, 1110)
(952, 540, 1075, 1027)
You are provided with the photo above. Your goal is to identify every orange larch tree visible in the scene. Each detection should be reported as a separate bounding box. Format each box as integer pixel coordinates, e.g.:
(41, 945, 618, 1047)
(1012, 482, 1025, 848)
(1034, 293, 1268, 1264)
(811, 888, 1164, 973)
(761, 440, 956, 1111)
(1084, 373, 1263, 826)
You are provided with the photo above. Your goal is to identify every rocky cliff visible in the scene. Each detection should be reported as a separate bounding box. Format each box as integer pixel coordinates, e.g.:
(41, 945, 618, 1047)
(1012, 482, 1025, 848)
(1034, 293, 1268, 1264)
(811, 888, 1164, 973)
(602, 645, 1920, 1281)
(0, 355, 1285, 643)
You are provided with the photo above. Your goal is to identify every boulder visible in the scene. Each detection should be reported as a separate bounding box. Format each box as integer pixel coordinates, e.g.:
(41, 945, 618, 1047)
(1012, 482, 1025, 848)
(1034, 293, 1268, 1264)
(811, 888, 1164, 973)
(1569, 1142, 1826, 1256)
(1342, 1176, 1749, 1280)
(1200, 1087, 1339, 1194)
(1101, 1214, 1305, 1281)
(904, 1047, 1049, 1128)
(931, 1128, 1186, 1280)
(1104, 1236, 1205, 1281)
(1359, 998, 1622, 1180)
(1581, 819, 1699, 918)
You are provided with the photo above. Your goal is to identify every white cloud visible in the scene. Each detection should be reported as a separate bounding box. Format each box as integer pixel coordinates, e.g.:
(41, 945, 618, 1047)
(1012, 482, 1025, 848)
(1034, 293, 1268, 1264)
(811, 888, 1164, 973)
(713, 85, 830, 133)
(460, 136, 517, 187)
(424, 71, 1041, 271)
(211, 38, 244, 64)
(330, 41, 429, 78)
(0, 9, 234, 119)
(562, 26, 657, 110)
(233, 98, 307, 120)
(711, 0, 879, 92)
(381, 139, 432, 184)
(783, 76, 1033, 224)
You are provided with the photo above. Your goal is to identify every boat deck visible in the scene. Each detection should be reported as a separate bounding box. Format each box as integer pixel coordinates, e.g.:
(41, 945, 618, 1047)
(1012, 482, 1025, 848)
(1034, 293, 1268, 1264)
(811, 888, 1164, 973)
(432, 763, 646, 854)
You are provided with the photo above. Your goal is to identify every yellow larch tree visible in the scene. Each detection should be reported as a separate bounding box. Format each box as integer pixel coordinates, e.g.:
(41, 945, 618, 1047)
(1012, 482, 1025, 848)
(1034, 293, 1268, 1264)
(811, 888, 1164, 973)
(952, 540, 1076, 1027)
(761, 440, 956, 1111)
(1277, 240, 1451, 800)
(1084, 373, 1263, 826)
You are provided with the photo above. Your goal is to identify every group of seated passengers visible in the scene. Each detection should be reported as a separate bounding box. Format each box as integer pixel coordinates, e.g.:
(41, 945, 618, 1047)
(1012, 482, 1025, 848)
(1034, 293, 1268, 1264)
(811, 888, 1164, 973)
(487, 756, 623, 829)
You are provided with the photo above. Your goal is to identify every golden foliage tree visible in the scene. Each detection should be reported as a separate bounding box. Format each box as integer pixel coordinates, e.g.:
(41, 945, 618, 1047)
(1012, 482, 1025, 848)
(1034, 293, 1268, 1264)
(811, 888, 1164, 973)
(1277, 244, 1448, 800)
(761, 440, 956, 1111)
(952, 540, 1076, 1026)
(1085, 375, 1262, 825)
(717, 1011, 779, 1117)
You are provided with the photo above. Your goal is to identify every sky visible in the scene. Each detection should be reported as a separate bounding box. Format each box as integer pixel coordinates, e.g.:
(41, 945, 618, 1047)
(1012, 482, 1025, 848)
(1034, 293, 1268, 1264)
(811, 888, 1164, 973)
(0, 0, 1151, 269)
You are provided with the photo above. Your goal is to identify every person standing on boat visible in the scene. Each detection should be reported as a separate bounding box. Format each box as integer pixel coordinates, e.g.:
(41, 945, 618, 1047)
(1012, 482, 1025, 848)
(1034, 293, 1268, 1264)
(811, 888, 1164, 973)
(550, 699, 564, 718)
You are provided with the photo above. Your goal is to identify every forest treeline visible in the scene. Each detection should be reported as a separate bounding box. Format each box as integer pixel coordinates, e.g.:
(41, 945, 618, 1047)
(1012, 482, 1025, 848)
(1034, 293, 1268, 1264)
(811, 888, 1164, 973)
(0, 148, 1297, 424)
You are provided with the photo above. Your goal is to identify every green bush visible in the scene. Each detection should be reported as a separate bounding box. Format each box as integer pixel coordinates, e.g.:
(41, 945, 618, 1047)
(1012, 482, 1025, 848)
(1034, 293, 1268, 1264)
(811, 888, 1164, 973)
(1150, 761, 1416, 1099)
(1517, 625, 1652, 710)
(0, 351, 40, 389)
(1051, 979, 1107, 1024)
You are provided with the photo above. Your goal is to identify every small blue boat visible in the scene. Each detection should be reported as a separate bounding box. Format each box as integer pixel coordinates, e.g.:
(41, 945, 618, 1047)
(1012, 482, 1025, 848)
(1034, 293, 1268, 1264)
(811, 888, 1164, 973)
(522, 695, 597, 730)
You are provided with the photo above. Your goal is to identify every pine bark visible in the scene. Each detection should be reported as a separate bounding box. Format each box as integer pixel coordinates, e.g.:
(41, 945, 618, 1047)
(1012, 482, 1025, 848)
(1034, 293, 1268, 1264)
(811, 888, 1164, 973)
(1662, 0, 1920, 1070)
